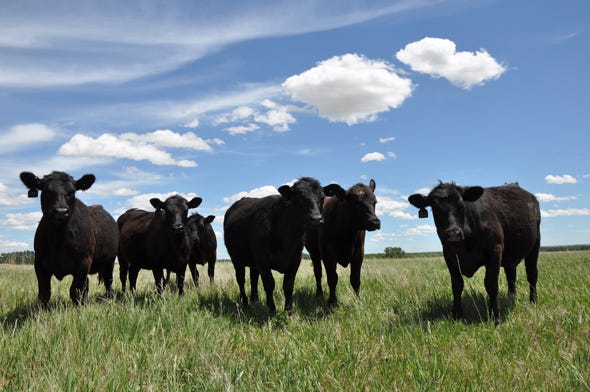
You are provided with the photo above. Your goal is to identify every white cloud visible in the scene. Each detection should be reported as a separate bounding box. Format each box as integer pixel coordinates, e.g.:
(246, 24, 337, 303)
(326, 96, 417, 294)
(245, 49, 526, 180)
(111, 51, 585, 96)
(376, 195, 414, 220)
(226, 124, 260, 135)
(58, 133, 198, 167)
(283, 53, 413, 125)
(545, 174, 577, 184)
(413, 187, 432, 196)
(184, 118, 200, 128)
(368, 231, 400, 244)
(253, 100, 296, 132)
(207, 138, 225, 145)
(223, 185, 279, 204)
(0, 123, 57, 153)
(0, 182, 31, 206)
(535, 193, 576, 203)
(0, 240, 30, 252)
(396, 37, 506, 89)
(4, 212, 43, 230)
(361, 152, 396, 162)
(216, 100, 296, 133)
(541, 208, 590, 218)
(113, 188, 139, 196)
(405, 224, 437, 236)
(379, 136, 396, 143)
(121, 130, 212, 152)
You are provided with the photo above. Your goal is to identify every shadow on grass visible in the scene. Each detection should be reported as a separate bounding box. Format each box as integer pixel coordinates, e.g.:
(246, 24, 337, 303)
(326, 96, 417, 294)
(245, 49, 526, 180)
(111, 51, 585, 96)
(196, 285, 334, 327)
(398, 289, 517, 327)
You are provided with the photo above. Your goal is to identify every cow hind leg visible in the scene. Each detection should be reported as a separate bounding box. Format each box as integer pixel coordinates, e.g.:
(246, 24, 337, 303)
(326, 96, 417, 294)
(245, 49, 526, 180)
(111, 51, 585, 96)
(260, 269, 276, 315)
(128, 265, 140, 293)
(525, 240, 540, 303)
(234, 264, 248, 306)
(504, 264, 517, 296)
(250, 268, 260, 303)
(153, 269, 165, 295)
(119, 258, 129, 293)
(70, 275, 89, 306)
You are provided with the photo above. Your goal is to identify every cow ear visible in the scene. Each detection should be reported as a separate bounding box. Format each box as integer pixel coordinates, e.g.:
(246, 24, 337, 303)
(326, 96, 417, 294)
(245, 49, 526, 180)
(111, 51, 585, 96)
(20, 172, 41, 190)
(278, 185, 292, 199)
(323, 183, 346, 199)
(463, 186, 484, 202)
(408, 194, 429, 209)
(187, 197, 202, 209)
(205, 215, 215, 224)
(150, 198, 165, 210)
(369, 179, 376, 192)
(76, 174, 96, 191)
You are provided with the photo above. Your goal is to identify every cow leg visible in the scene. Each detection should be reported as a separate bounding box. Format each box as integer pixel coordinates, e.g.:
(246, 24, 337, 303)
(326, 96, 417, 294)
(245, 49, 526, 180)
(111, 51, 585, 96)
(260, 269, 276, 315)
(504, 264, 517, 296)
(350, 258, 363, 297)
(189, 263, 199, 287)
(119, 257, 129, 293)
(525, 239, 540, 303)
(283, 260, 301, 314)
(153, 268, 165, 295)
(234, 264, 248, 306)
(324, 259, 339, 305)
(128, 265, 140, 293)
(163, 269, 171, 287)
(250, 268, 260, 303)
(70, 274, 89, 306)
(102, 263, 114, 296)
(449, 271, 464, 320)
(485, 249, 501, 325)
(311, 255, 324, 297)
(176, 265, 187, 295)
(207, 260, 215, 284)
(35, 262, 51, 307)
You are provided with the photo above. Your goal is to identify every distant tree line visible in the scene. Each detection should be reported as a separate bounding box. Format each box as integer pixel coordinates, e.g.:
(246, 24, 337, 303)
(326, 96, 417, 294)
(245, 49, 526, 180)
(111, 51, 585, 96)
(0, 251, 35, 265)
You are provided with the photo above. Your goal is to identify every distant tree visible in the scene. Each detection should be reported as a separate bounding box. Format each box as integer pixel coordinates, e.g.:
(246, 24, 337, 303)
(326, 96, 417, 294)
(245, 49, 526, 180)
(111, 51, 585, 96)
(384, 247, 406, 258)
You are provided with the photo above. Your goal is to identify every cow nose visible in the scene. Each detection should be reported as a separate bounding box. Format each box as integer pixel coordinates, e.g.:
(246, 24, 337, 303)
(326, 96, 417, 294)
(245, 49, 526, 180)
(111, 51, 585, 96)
(54, 207, 69, 219)
(309, 213, 324, 225)
(173, 223, 184, 232)
(445, 227, 463, 242)
(368, 218, 381, 231)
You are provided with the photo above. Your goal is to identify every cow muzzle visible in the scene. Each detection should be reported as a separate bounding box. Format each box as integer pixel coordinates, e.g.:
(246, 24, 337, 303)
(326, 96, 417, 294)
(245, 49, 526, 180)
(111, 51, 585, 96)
(172, 223, 185, 234)
(445, 227, 464, 242)
(52, 207, 70, 221)
(366, 217, 381, 232)
(309, 213, 324, 226)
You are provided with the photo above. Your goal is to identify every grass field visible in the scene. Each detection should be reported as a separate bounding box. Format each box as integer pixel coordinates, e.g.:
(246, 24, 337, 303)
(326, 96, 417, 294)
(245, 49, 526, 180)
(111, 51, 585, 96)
(1, 251, 589, 391)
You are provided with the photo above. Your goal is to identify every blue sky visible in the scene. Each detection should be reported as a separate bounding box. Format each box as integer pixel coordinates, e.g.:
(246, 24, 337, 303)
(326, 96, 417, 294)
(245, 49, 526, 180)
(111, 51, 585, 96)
(1, 0, 588, 258)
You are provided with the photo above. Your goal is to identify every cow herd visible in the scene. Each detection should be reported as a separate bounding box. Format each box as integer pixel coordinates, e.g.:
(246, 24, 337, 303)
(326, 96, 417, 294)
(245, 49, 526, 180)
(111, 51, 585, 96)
(18, 170, 541, 325)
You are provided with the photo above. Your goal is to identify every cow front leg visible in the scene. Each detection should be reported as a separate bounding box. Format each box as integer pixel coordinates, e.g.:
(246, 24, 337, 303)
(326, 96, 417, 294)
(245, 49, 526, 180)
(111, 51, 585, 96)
(350, 258, 363, 296)
(260, 269, 276, 315)
(485, 250, 501, 325)
(449, 271, 464, 320)
(35, 262, 51, 307)
(188, 263, 199, 287)
(283, 260, 302, 314)
(324, 260, 339, 305)
(153, 268, 165, 295)
(128, 265, 140, 292)
(207, 260, 215, 284)
(70, 275, 89, 306)
(175, 265, 187, 295)
(311, 256, 324, 298)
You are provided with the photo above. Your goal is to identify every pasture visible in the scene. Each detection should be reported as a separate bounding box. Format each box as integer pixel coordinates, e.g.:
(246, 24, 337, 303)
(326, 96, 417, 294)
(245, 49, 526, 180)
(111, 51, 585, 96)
(1, 251, 589, 391)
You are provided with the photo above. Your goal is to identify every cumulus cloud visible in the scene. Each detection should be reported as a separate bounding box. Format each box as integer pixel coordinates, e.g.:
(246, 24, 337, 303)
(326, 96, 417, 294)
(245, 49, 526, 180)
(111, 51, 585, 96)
(405, 224, 437, 236)
(376, 195, 414, 220)
(396, 37, 506, 89)
(535, 193, 576, 203)
(541, 208, 590, 218)
(58, 132, 201, 167)
(545, 174, 577, 184)
(121, 130, 212, 152)
(4, 212, 43, 230)
(283, 53, 413, 125)
(0, 182, 31, 206)
(0, 123, 57, 153)
(361, 152, 396, 162)
(223, 185, 279, 204)
(215, 100, 296, 133)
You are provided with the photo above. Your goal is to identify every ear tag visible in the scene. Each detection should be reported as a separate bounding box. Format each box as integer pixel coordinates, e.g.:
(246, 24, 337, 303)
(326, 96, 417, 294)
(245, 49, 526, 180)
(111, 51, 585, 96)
(28, 189, 39, 198)
(418, 208, 428, 219)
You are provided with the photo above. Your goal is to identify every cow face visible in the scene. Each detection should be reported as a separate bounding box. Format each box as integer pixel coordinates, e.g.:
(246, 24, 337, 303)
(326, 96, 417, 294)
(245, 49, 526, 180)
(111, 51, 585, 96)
(409, 183, 483, 243)
(150, 195, 202, 235)
(20, 171, 95, 223)
(333, 179, 381, 231)
(187, 214, 215, 246)
(278, 177, 338, 226)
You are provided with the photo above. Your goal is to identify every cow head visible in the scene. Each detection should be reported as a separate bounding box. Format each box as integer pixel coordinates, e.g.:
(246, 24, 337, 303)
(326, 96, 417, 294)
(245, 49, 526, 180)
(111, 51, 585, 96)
(330, 179, 381, 231)
(150, 195, 202, 235)
(408, 182, 483, 243)
(20, 171, 95, 223)
(187, 213, 215, 246)
(278, 177, 342, 226)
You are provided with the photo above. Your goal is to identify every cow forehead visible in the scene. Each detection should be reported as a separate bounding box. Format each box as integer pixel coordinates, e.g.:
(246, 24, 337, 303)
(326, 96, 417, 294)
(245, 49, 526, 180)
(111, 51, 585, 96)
(429, 183, 461, 200)
(292, 178, 323, 198)
(43, 173, 75, 192)
(165, 195, 188, 208)
(348, 184, 375, 202)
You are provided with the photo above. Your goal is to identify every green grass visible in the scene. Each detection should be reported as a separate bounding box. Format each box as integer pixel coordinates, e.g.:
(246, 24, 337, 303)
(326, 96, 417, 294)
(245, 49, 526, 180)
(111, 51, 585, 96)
(1, 251, 589, 391)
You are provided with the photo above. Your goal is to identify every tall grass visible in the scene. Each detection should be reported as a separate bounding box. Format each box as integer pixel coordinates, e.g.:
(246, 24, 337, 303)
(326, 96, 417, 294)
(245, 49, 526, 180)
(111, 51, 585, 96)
(1, 251, 589, 391)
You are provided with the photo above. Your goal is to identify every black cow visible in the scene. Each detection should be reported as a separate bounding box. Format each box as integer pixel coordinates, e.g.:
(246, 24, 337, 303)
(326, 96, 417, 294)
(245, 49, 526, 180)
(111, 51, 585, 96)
(19, 171, 118, 306)
(305, 179, 381, 305)
(224, 177, 341, 314)
(118, 195, 201, 295)
(408, 182, 541, 324)
(164, 213, 217, 287)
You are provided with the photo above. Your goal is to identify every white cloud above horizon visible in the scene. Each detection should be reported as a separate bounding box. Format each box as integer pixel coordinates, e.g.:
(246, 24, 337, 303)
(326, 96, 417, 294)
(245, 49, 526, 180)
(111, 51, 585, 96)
(0, 123, 57, 153)
(223, 185, 279, 204)
(535, 193, 576, 203)
(396, 37, 506, 89)
(545, 174, 577, 184)
(283, 53, 413, 125)
(541, 208, 590, 218)
(376, 195, 414, 220)
(361, 152, 396, 162)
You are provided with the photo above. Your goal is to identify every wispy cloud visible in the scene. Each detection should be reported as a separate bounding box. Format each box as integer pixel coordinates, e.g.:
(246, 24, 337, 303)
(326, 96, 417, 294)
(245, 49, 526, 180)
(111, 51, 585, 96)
(0, 123, 57, 153)
(541, 208, 590, 218)
(535, 193, 576, 203)
(545, 174, 577, 184)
